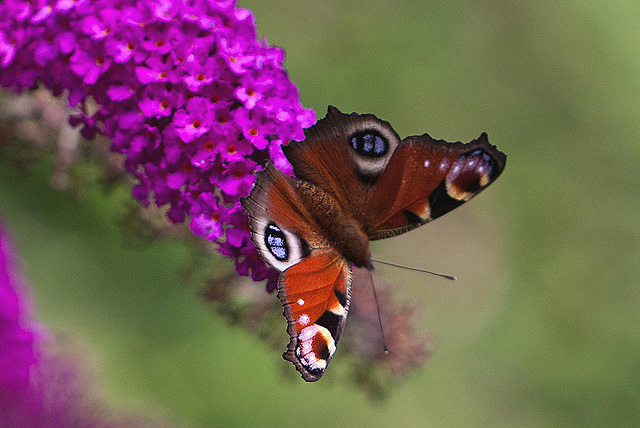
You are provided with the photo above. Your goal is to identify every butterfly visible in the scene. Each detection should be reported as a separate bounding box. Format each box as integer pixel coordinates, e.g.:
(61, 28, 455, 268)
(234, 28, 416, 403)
(240, 106, 506, 381)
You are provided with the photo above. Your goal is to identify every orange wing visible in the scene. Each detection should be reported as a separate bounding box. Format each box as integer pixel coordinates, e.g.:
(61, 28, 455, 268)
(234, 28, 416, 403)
(278, 250, 352, 382)
(282, 107, 506, 240)
(241, 164, 323, 272)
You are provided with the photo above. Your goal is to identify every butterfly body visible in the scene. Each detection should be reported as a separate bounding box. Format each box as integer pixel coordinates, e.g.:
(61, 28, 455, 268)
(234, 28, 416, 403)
(295, 179, 372, 268)
(241, 106, 506, 381)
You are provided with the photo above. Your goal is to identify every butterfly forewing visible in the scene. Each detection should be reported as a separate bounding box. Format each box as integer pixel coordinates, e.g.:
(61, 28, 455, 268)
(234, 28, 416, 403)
(282, 106, 401, 217)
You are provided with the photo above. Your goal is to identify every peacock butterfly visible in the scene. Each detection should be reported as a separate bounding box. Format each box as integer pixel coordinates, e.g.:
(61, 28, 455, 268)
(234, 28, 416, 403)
(240, 106, 506, 381)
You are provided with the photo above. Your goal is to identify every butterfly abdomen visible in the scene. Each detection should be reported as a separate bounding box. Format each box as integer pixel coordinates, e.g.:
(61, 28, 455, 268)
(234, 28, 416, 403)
(295, 180, 371, 268)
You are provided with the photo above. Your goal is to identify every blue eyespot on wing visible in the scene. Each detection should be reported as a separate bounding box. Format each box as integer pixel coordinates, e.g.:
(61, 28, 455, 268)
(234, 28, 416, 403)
(241, 164, 321, 272)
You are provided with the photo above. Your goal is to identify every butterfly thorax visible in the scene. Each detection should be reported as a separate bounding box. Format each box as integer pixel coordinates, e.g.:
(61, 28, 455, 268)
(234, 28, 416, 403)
(295, 179, 371, 268)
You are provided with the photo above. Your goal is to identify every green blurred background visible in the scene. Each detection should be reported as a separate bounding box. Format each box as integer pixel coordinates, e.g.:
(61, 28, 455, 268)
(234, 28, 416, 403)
(1, 0, 639, 426)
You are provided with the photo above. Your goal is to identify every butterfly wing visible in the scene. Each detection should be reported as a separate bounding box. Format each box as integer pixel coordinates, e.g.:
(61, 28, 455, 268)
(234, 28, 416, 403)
(279, 250, 351, 382)
(282, 105, 401, 216)
(243, 108, 506, 381)
(241, 164, 321, 271)
(241, 164, 352, 381)
(365, 132, 506, 239)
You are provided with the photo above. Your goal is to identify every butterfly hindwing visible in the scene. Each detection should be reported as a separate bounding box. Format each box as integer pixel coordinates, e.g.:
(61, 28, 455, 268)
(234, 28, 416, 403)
(282, 106, 506, 240)
(278, 250, 352, 382)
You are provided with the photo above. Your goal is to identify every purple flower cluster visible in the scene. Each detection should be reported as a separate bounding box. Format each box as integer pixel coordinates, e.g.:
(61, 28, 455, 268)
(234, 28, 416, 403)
(0, 0, 315, 287)
(0, 220, 178, 427)
(0, 221, 38, 396)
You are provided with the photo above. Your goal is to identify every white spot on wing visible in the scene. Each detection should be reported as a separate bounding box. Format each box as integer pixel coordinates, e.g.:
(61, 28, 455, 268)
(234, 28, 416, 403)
(297, 298, 305, 306)
(298, 314, 310, 326)
(423, 160, 430, 168)
(306, 354, 317, 364)
(298, 324, 316, 341)
(296, 324, 337, 372)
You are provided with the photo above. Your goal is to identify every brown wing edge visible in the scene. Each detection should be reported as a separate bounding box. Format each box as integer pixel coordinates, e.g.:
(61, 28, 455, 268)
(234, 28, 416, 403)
(421, 132, 507, 221)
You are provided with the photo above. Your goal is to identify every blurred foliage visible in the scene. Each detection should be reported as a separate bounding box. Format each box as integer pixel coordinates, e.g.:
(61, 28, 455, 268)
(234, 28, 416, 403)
(1, 0, 639, 427)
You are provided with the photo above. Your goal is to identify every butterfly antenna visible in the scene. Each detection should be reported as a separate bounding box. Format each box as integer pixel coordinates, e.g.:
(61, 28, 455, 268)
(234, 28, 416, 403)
(367, 269, 389, 355)
(371, 259, 457, 281)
